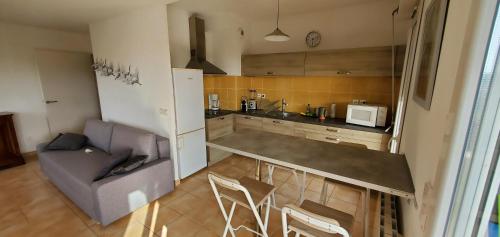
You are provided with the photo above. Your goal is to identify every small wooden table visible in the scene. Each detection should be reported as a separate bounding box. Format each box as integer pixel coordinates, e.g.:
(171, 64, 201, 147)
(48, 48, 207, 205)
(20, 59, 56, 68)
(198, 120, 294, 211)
(0, 113, 25, 170)
(207, 129, 415, 237)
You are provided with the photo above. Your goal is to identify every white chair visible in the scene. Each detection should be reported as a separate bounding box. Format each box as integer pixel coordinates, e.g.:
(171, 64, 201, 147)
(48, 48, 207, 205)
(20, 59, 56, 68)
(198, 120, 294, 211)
(319, 142, 367, 205)
(208, 171, 276, 237)
(281, 200, 354, 237)
(266, 163, 307, 206)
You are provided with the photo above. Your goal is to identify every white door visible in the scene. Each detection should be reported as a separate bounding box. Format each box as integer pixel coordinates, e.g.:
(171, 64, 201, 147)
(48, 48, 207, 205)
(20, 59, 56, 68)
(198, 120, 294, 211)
(36, 49, 101, 137)
(172, 68, 205, 135)
(177, 128, 207, 179)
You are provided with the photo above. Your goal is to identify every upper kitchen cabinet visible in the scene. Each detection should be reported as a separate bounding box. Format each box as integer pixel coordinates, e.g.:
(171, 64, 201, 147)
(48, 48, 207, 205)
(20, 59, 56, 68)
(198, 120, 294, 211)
(304, 46, 406, 77)
(306, 46, 390, 77)
(241, 52, 306, 76)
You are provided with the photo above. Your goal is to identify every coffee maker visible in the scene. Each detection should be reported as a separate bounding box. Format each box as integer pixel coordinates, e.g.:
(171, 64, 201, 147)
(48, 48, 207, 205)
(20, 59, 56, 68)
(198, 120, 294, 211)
(208, 93, 220, 111)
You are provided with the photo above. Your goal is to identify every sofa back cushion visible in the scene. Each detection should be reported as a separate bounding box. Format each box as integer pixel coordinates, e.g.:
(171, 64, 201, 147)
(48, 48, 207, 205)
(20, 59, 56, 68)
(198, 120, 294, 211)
(110, 124, 158, 163)
(84, 120, 114, 153)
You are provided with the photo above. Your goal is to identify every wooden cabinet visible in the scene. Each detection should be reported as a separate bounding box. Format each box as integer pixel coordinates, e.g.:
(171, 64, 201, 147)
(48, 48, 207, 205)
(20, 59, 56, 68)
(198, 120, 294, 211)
(241, 52, 306, 76)
(0, 113, 25, 170)
(234, 114, 391, 151)
(305, 46, 405, 77)
(241, 46, 406, 77)
(235, 115, 263, 131)
(206, 114, 234, 165)
(262, 118, 295, 136)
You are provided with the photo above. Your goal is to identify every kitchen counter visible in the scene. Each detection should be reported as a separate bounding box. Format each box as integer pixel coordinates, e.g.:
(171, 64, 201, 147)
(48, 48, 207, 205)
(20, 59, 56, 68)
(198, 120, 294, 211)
(205, 109, 390, 134)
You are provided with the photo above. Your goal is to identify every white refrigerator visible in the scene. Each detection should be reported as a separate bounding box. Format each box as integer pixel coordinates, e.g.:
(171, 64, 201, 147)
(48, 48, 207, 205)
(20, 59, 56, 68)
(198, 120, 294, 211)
(172, 68, 207, 179)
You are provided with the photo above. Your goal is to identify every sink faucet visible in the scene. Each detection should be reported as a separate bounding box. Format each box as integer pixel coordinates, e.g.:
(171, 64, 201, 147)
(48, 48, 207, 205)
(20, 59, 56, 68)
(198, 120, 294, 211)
(281, 98, 287, 114)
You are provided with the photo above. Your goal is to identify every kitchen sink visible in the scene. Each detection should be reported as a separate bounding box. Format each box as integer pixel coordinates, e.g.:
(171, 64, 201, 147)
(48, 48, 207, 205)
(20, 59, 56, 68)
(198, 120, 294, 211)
(266, 111, 293, 118)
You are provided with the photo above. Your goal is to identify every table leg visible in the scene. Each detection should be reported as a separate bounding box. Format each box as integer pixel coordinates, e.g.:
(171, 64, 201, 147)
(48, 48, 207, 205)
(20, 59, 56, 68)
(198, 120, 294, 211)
(364, 188, 371, 237)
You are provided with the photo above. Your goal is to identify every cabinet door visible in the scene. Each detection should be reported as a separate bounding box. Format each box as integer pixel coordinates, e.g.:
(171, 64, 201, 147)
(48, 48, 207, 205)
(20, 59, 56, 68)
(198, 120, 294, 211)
(262, 118, 295, 136)
(206, 115, 234, 165)
(305, 46, 404, 77)
(242, 53, 306, 76)
(235, 115, 263, 130)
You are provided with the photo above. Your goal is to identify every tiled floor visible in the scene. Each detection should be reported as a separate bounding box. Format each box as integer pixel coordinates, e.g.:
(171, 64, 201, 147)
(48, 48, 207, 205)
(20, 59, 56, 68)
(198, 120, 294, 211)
(0, 154, 378, 237)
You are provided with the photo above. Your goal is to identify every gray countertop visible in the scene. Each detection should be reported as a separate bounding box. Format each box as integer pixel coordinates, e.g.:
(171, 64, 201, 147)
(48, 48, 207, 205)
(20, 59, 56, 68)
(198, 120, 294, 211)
(207, 129, 415, 198)
(205, 109, 390, 134)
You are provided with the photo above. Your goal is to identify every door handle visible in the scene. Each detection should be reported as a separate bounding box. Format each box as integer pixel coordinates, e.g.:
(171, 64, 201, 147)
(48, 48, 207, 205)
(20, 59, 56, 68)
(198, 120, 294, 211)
(45, 100, 59, 104)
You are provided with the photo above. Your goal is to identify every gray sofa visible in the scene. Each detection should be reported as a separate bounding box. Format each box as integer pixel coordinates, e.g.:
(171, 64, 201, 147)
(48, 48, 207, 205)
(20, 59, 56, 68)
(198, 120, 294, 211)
(37, 120, 175, 226)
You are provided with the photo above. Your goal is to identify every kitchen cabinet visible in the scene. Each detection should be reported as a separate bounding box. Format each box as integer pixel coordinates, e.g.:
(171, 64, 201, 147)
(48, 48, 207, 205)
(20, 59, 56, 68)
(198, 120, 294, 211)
(241, 46, 405, 77)
(234, 114, 391, 151)
(206, 114, 234, 165)
(262, 118, 295, 136)
(241, 52, 306, 76)
(305, 46, 405, 77)
(235, 115, 263, 131)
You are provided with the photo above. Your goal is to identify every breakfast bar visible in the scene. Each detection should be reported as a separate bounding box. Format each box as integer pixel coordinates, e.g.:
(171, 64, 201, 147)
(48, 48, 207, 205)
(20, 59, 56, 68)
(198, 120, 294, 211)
(207, 129, 415, 237)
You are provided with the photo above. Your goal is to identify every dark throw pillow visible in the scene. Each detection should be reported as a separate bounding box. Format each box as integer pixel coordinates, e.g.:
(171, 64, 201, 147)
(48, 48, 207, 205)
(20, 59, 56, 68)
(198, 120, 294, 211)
(107, 155, 148, 177)
(45, 133, 88, 151)
(93, 149, 132, 181)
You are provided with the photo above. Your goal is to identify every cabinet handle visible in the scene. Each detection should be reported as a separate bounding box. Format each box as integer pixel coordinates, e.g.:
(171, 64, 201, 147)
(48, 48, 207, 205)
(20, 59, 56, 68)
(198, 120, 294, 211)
(244, 116, 252, 120)
(326, 128, 338, 132)
(266, 71, 274, 75)
(325, 137, 340, 142)
(218, 117, 225, 120)
(272, 120, 282, 124)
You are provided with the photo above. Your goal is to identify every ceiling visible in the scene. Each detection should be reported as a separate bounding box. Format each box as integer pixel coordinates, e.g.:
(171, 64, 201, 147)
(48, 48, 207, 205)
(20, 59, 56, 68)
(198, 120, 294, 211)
(0, 0, 175, 33)
(170, 0, 417, 21)
(0, 0, 416, 33)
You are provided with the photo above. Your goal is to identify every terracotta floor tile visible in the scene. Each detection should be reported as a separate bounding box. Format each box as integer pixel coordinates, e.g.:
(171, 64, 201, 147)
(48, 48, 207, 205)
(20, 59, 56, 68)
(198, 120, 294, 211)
(158, 215, 202, 237)
(0, 209, 27, 231)
(139, 206, 182, 233)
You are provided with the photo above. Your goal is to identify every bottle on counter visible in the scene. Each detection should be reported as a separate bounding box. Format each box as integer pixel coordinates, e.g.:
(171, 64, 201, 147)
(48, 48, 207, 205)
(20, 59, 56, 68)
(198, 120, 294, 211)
(241, 96, 248, 112)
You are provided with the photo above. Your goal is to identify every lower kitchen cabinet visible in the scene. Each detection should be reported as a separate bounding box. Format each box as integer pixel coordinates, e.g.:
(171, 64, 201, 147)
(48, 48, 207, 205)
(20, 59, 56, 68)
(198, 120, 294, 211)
(206, 114, 234, 165)
(262, 118, 295, 136)
(235, 115, 263, 131)
(235, 114, 391, 152)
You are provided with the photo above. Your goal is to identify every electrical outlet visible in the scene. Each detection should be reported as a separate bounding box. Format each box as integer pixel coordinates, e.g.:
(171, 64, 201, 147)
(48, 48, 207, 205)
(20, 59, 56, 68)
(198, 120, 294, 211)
(159, 108, 168, 116)
(353, 99, 359, 104)
(360, 100, 367, 104)
(257, 93, 262, 98)
(261, 94, 266, 99)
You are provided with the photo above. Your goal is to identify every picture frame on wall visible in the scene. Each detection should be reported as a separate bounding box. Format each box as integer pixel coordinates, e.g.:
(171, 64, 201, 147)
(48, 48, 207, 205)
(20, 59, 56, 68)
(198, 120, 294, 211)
(413, 0, 449, 110)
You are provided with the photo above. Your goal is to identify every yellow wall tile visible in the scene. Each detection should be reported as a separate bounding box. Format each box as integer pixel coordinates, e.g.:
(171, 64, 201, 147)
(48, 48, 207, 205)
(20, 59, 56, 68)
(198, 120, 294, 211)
(202, 75, 399, 118)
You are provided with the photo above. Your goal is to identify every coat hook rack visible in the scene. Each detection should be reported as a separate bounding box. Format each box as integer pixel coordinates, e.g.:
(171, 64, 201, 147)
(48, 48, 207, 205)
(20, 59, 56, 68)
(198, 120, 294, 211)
(92, 58, 142, 86)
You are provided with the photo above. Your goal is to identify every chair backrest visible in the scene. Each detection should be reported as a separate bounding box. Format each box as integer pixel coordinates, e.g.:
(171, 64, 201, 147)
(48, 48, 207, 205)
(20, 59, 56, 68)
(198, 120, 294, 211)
(208, 171, 242, 191)
(281, 204, 350, 237)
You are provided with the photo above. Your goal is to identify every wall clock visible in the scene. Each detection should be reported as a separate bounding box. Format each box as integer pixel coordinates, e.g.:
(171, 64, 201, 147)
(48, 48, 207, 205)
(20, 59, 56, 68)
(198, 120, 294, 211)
(306, 31, 321, 48)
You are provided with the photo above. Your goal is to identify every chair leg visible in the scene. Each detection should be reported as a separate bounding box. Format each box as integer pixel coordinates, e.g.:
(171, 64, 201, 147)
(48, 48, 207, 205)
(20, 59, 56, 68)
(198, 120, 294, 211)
(281, 208, 289, 237)
(249, 201, 269, 237)
(320, 180, 328, 205)
(264, 196, 271, 231)
(294, 232, 301, 237)
(222, 202, 237, 237)
(298, 171, 307, 204)
(267, 165, 277, 207)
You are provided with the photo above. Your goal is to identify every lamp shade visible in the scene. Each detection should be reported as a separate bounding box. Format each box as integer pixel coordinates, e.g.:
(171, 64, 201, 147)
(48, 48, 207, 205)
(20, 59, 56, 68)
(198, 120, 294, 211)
(264, 28, 290, 42)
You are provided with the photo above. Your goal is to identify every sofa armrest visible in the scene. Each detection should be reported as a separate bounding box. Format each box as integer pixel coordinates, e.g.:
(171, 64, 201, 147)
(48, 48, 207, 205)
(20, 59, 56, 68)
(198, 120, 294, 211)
(156, 135, 170, 159)
(91, 158, 174, 226)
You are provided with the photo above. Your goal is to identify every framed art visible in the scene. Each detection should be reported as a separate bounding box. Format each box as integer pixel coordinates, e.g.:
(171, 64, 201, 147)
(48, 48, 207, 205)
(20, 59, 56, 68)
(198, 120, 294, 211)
(413, 0, 449, 110)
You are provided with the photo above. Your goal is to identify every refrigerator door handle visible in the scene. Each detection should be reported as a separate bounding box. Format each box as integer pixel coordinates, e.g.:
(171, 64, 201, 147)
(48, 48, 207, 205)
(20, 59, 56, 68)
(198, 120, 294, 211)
(177, 137, 184, 150)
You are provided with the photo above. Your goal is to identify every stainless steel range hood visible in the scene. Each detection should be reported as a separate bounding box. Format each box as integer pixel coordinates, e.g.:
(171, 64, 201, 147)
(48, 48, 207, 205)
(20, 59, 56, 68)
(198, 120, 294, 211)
(186, 16, 226, 75)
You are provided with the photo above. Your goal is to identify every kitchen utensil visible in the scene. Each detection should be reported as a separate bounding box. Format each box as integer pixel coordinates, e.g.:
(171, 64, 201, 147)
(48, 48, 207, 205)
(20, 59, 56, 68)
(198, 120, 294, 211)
(330, 104, 336, 118)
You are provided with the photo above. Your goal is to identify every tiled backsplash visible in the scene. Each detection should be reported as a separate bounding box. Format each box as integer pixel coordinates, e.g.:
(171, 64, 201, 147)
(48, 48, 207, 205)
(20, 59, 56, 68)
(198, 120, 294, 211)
(204, 75, 400, 118)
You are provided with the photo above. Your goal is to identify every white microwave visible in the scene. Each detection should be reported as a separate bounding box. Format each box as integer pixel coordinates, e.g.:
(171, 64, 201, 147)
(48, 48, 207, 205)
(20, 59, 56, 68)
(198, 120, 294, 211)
(346, 104, 387, 127)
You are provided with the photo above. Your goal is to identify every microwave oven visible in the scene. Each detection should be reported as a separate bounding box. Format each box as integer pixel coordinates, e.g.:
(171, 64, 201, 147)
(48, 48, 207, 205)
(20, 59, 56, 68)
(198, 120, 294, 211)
(346, 104, 387, 127)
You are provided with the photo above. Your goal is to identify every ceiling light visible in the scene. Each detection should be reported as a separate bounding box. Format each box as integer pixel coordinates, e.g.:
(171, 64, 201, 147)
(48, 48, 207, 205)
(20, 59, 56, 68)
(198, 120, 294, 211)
(265, 0, 290, 42)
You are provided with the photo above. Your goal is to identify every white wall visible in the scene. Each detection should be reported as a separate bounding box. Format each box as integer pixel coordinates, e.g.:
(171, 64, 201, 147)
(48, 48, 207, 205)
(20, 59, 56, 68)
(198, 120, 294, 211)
(398, 0, 479, 235)
(246, 0, 410, 54)
(0, 22, 91, 153)
(89, 4, 180, 179)
(167, 5, 247, 76)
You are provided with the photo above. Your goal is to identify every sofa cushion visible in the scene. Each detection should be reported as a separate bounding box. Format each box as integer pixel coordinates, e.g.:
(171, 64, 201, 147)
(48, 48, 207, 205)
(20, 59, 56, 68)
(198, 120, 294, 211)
(37, 148, 117, 218)
(109, 124, 158, 163)
(93, 149, 132, 181)
(84, 120, 114, 153)
(45, 133, 88, 151)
